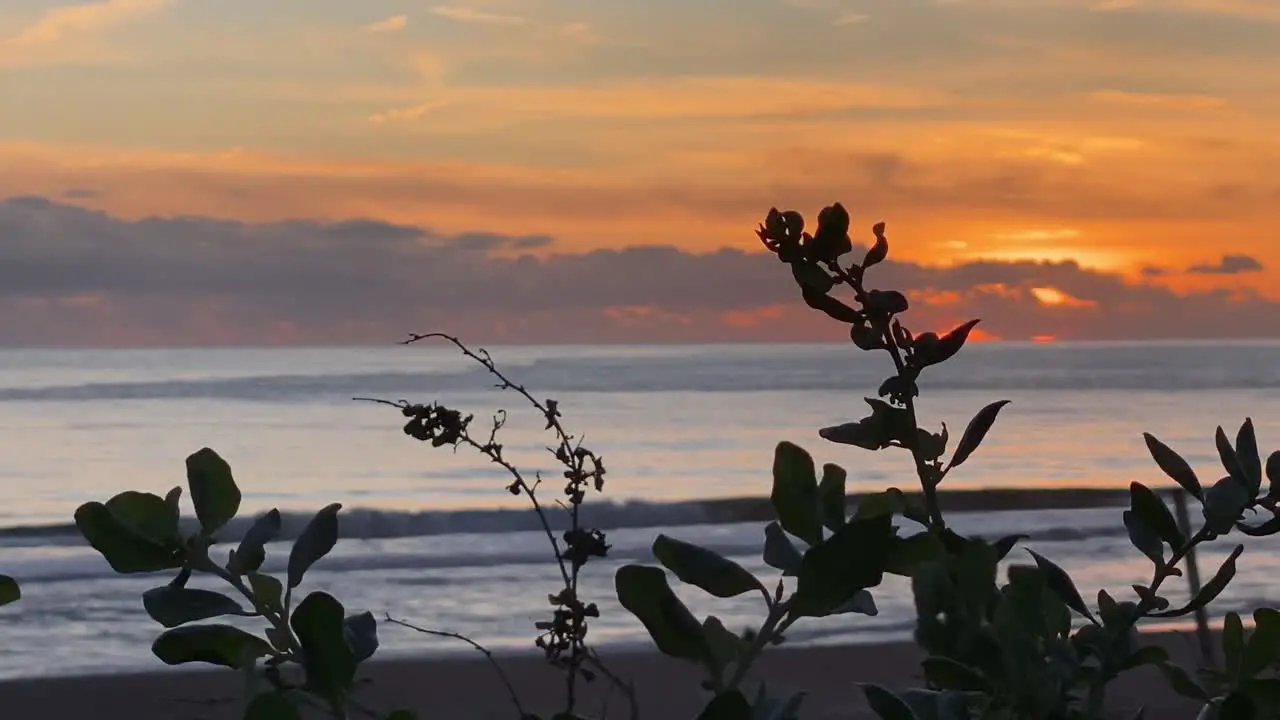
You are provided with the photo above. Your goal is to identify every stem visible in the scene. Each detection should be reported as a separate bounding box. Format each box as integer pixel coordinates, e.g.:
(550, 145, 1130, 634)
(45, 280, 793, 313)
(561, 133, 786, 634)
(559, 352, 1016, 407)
(585, 650, 640, 720)
(384, 617, 528, 719)
(725, 602, 795, 692)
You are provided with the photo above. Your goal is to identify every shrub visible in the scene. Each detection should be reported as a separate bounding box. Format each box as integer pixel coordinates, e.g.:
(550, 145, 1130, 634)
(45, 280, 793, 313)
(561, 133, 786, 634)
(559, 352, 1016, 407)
(74, 448, 412, 719)
(613, 203, 1280, 720)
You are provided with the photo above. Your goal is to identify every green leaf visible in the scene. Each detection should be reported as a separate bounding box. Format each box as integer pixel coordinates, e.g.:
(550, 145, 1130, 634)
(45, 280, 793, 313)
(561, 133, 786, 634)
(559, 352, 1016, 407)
(770, 442, 823, 546)
(697, 690, 752, 720)
(287, 503, 342, 589)
(1219, 692, 1256, 720)
(1244, 609, 1280, 679)
(1224, 612, 1245, 682)
(75, 501, 183, 574)
(614, 565, 708, 663)
(854, 489, 905, 520)
(1216, 427, 1250, 495)
(0, 575, 19, 607)
(652, 535, 763, 599)
(1153, 545, 1243, 618)
(818, 463, 848, 532)
(291, 591, 357, 698)
(949, 400, 1010, 470)
(105, 491, 179, 543)
(762, 522, 803, 576)
(1144, 433, 1204, 500)
(793, 514, 894, 617)
(1130, 483, 1184, 548)
(344, 611, 379, 663)
(244, 692, 302, 720)
(142, 586, 245, 628)
(1235, 419, 1263, 496)
(860, 685, 921, 720)
(1204, 478, 1250, 534)
(701, 616, 747, 672)
(231, 509, 282, 576)
(1125, 510, 1164, 564)
(1027, 550, 1095, 623)
(1267, 451, 1280, 497)
(186, 448, 242, 534)
(922, 655, 991, 692)
(884, 532, 945, 577)
(152, 624, 272, 669)
(248, 573, 284, 614)
(1159, 662, 1209, 701)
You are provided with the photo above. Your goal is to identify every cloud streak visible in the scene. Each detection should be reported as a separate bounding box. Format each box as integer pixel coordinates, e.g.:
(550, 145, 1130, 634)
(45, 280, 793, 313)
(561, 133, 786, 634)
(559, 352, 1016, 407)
(1187, 254, 1264, 275)
(2, 197, 1277, 347)
(429, 5, 526, 25)
(0, 0, 170, 66)
(364, 15, 408, 33)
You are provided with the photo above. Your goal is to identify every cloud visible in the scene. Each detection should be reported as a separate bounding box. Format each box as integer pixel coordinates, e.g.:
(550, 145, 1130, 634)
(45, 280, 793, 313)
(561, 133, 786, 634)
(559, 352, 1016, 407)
(1187, 254, 1264, 275)
(0, 0, 170, 66)
(430, 5, 525, 25)
(365, 15, 408, 33)
(834, 12, 870, 25)
(1088, 90, 1228, 110)
(1, 197, 1278, 347)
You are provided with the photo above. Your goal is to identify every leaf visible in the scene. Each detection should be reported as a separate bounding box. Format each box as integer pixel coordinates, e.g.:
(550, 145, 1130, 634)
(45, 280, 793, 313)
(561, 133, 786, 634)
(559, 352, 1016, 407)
(793, 514, 895, 617)
(1204, 478, 1251, 534)
(1153, 545, 1243, 618)
(614, 565, 708, 663)
(1244, 609, 1280, 679)
(1125, 510, 1164, 565)
(1236, 419, 1263, 496)
(818, 463, 848, 532)
(864, 227, 888, 268)
(762, 522, 803, 576)
(993, 534, 1027, 561)
(949, 401, 1011, 470)
(105, 491, 179, 543)
(884, 532, 945, 577)
(854, 489, 905, 520)
(1220, 692, 1257, 720)
(1130, 483, 1185, 548)
(142, 587, 245, 628)
(1144, 433, 1204, 500)
(344, 611, 379, 663)
(1027, 550, 1095, 623)
(291, 591, 357, 697)
(186, 448, 242, 534)
(770, 442, 823, 546)
(916, 319, 982, 369)
(1224, 612, 1245, 682)
(287, 503, 342, 589)
(248, 573, 284, 614)
(922, 656, 992, 692)
(697, 690, 752, 720)
(652, 535, 763, 599)
(0, 575, 19, 607)
(790, 262, 835, 295)
(152, 624, 272, 669)
(74, 501, 183, 574)
(829, 590, 878, 617)
(701, 616, 747, 671)
(1158, 662, 1209, 701)
(1267, 451, 1280, 497)
(244, 692, 302, 720)
(231, 509, 282, 576)
(860, 685, 920, 720)
(1121, 645, 1172, 672)
(383, 713, 417, 720)
(1216, 426, 1249, 493)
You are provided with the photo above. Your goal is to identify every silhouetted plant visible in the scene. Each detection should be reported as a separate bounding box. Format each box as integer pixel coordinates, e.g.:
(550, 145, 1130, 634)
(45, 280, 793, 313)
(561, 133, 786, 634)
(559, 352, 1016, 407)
(73, 449, 411, 720)
(360, 332, 637, 720)
(0, 574, 17, 608)
(611, 203, 1280, 720)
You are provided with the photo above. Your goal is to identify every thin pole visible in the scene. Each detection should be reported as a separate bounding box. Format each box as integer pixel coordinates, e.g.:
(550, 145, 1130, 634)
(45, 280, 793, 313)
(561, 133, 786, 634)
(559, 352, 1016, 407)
(1172, 489, 1214, 667)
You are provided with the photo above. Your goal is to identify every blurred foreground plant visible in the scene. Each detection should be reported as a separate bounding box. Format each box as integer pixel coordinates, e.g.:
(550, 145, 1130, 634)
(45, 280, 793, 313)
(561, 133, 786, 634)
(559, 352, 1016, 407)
(611, 202, 1280, 720)
(360, 332, 637, 720)
(74, 449, 411, 719)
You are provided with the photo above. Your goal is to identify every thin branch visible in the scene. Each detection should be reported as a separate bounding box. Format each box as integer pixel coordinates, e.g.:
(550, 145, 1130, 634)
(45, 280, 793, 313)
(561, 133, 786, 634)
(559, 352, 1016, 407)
(385, 616, 528, 718)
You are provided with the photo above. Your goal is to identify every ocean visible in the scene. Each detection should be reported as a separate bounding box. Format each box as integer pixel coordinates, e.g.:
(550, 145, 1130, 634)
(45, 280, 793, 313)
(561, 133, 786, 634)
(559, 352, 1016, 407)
(1, 341, 1280, 680)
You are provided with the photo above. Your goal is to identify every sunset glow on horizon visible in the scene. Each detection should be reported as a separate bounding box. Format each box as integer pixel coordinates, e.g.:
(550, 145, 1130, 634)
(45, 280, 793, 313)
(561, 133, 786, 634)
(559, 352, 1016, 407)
(2, 0, 1279, 346)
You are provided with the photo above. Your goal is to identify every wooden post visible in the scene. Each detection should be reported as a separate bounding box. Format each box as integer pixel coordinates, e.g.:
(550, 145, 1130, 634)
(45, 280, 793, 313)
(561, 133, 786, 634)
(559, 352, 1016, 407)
(1172, 489, 1214, 666)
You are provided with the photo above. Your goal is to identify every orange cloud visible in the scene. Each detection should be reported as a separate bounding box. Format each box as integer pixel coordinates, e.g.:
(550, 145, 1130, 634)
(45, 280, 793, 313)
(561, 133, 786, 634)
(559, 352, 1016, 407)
(364, 15, 408, 33)
(1088, 90, 1228, 110)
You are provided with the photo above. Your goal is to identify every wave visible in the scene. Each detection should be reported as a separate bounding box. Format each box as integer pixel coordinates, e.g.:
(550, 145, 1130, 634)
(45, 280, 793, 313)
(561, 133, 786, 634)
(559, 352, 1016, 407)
(0, 489, 1137, 551)
(4, 344, 1280, 402)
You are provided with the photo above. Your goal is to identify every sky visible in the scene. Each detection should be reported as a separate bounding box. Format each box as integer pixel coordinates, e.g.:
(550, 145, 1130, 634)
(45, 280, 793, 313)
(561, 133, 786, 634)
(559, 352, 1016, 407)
(1, 0, 1279, 346)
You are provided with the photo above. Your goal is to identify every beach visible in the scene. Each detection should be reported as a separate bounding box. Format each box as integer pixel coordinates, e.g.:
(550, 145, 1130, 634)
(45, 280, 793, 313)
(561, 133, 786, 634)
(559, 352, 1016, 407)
(0, 633, 1208, 719)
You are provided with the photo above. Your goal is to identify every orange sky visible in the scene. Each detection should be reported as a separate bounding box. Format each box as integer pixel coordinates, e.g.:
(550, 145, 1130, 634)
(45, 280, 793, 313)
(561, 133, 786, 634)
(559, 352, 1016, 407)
(1, 0, 1278, 345)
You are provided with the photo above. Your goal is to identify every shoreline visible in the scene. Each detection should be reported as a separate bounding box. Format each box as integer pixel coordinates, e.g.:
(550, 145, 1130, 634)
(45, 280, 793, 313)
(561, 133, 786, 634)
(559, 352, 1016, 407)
(0, 633, 1210, 719)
